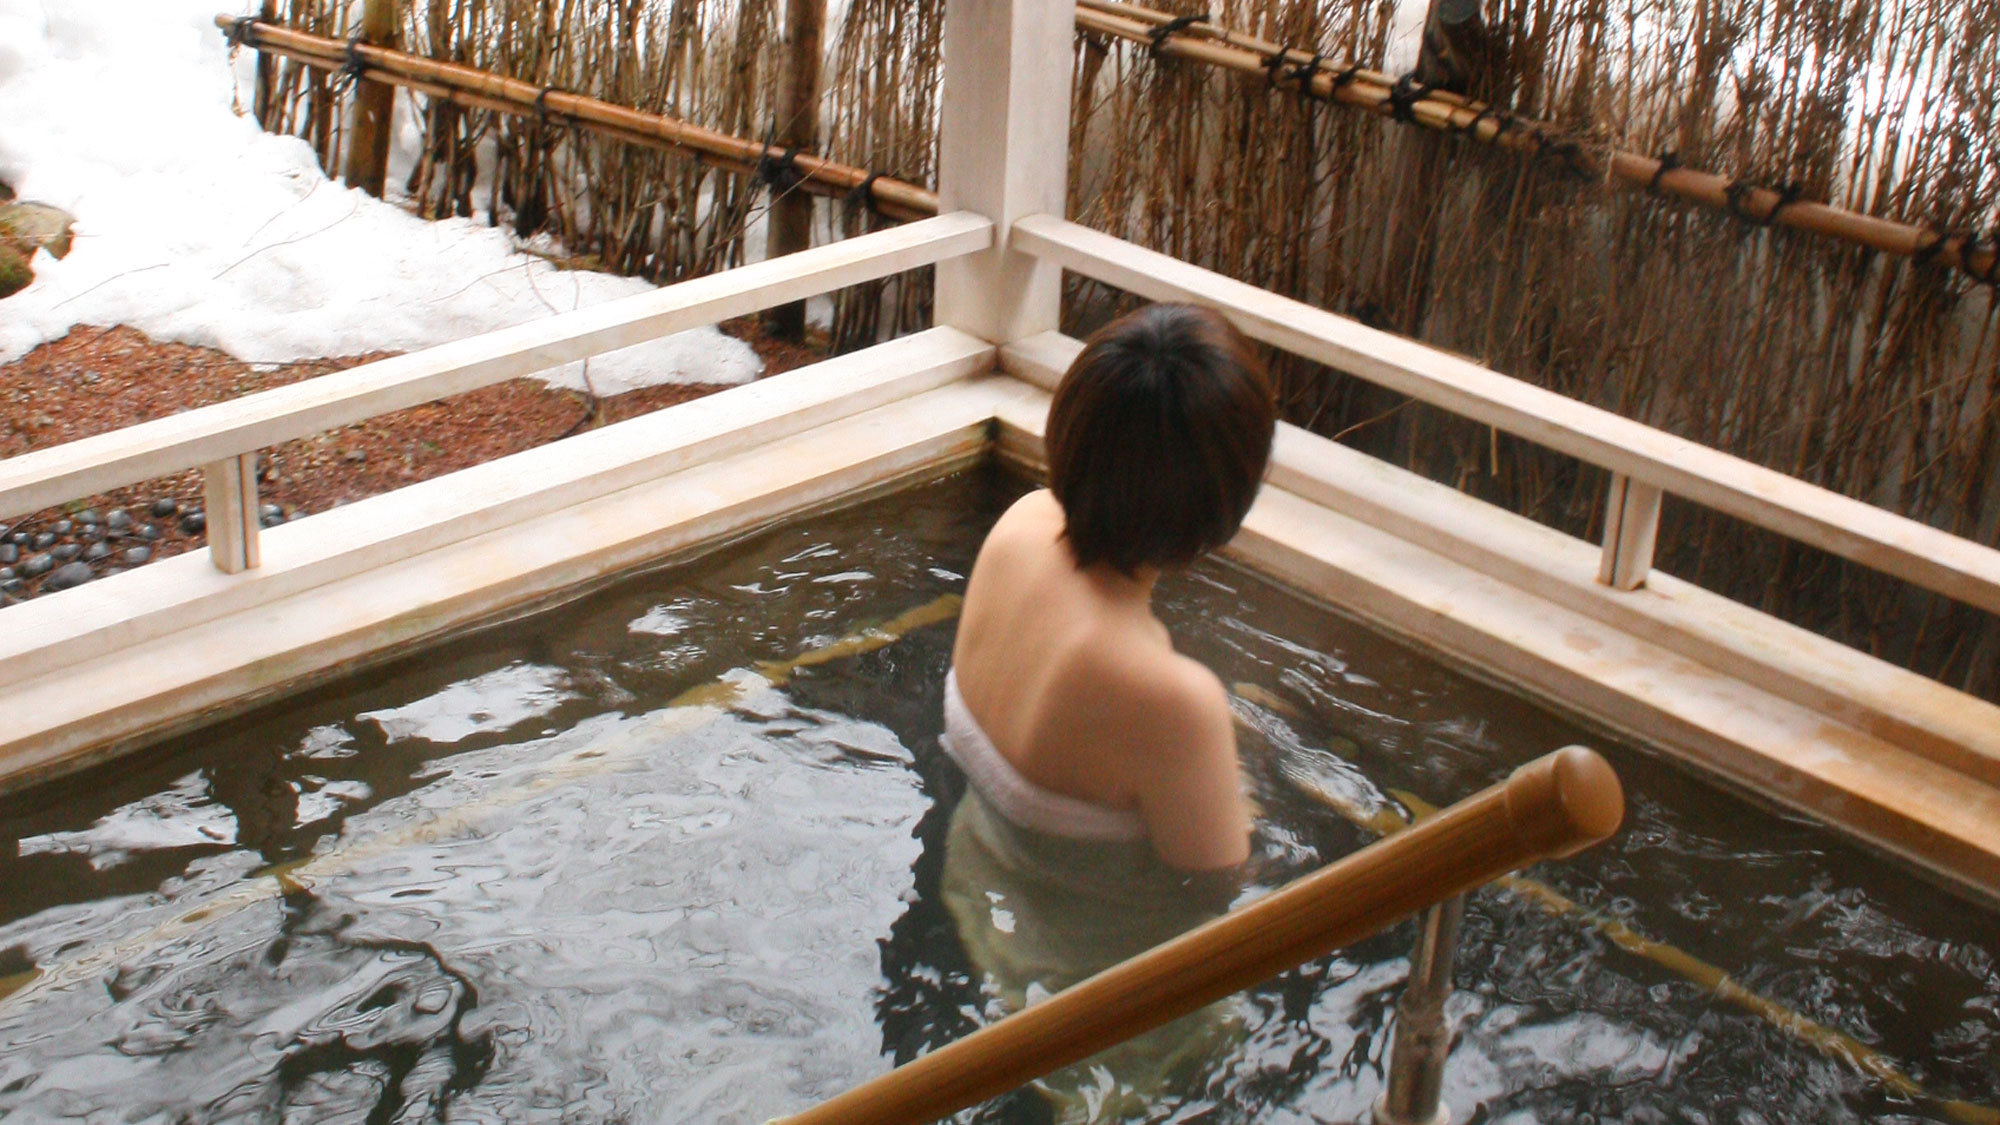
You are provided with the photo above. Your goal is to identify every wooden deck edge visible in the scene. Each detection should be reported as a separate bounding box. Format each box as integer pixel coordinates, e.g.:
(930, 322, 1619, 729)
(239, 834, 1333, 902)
(990, 381, 2000, 907)
(1002, 332, 2000, 788)
(0, 328, 996, 693)
(0, 376, 1035, 795)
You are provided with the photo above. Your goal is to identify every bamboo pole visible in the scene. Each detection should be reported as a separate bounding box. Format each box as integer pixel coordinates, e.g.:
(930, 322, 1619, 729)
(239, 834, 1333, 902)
(342, 0, 400, 197)
(1077, 0, 1999, 282)
(775, 746, 1624, 1125)
(215, 16, 939, 223)
(764, 0, 828, 340)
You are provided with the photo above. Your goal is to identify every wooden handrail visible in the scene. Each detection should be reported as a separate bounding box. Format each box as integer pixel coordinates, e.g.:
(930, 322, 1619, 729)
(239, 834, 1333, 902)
(0, 212, 991, 522)
(1010, 213, 2000, 618)
(776, 746, 1623, 1125)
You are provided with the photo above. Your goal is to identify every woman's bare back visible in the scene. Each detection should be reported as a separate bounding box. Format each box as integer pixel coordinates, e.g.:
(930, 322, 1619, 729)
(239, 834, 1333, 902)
(951, 490, 1249, 870)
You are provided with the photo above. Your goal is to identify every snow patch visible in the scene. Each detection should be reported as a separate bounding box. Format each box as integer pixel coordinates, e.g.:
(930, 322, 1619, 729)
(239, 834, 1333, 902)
(0, 0, 760, 390)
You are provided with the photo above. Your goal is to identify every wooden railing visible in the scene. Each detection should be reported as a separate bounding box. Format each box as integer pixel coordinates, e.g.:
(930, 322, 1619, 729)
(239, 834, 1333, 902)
(0, 213, 991, 571)
(1010, 214, 2000, 616)
(775, 746, 1624, 1125)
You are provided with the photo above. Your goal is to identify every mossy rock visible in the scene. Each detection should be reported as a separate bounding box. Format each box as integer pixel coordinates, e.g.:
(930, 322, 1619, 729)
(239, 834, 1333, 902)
(0, 243, 30, 299)
(0, 200, 76, 262)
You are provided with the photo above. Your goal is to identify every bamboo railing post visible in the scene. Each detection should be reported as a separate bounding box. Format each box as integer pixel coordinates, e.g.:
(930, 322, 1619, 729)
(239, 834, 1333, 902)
(1373, 894, 1466, 1125)
(775, 747, 1623, 1125)
(762, 0, 827, 342)
(343, 0, 400, 197)
(931, 0, 1071, 345)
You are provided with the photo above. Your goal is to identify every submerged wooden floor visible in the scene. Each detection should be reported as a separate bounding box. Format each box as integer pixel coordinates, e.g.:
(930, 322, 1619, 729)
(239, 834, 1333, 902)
(4, 326, 1999, 908)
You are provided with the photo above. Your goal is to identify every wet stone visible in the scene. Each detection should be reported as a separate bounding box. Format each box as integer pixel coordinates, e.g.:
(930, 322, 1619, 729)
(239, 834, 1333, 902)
(51, 543, 80, 562)
(106, 509, 131, 532)
(51, 519, 71, 536)
(79, 523, 104, 542)
(82, 542, 111, 563)
(0, 544, 14, 565)
(31, 532, 55, 551)
(0, 523, 9, 539)
(122, 546, 151, 566)
(22, 553, 52, 578)
(0, 566, 11, 582)
(43, 562, 93, 592)
(259, 503, 286, 528)
(180, 511, 205, 535)
(151, 497, 178, 518)
(75, 508, 99, 525)
(9, 531, 28, 545)
(136, 524, 160, 541)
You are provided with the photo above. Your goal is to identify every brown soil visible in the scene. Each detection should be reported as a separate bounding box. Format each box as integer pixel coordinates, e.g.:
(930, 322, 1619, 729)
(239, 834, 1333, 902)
(0, 317, 828, 604)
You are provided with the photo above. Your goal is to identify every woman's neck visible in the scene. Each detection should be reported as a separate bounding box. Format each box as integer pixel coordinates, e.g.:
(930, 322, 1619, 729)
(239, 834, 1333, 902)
(1083, 561, 1160, 605)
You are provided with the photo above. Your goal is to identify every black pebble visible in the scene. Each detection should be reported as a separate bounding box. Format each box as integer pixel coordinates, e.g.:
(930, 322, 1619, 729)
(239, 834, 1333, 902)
(51, 543, 80, 562)
(32, 532, 55, 550)
(180, 511, 206, 534)
(22, 554, 52, 578)
(0, 523, 9, 539)
(79, 523, 104, 542)
(151, 498, 179, 518)
(101, 567, 124, 578)
(122, 545, 153, 565)
(9, 531, 28, 545)
(106, 509, 131, 531)
(82, 542, 111, 563)
(43, 562, 93, 592)
(0, 545, 14, 566)
(52, 520, 72, 536)
(0, 567, 11, 582)
(75, 509, 100, 525)
(137, 524, 160, 541)
(0, 577, 18, 595)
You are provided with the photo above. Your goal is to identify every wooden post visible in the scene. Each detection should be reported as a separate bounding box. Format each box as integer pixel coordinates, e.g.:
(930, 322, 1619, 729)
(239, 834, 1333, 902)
(1598, 472, 1663, 590)
(932, 0, 1072, 344)
(203, 454, 262, 573)
(254, 0, 279, 127)
(761, 0, 827, 342)
(343, 0, 399, 197)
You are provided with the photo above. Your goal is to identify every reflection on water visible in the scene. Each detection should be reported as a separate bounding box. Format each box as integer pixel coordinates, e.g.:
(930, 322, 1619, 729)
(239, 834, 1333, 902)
(0, 466, 1995, 1123)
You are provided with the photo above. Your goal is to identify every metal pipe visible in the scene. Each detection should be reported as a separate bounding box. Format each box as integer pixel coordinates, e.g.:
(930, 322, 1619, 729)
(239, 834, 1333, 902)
(1374, 894, 1467, 1125)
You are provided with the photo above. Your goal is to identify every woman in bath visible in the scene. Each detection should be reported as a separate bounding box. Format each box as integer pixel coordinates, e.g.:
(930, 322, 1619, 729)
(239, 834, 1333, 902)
(939, 301, 1277, 1120)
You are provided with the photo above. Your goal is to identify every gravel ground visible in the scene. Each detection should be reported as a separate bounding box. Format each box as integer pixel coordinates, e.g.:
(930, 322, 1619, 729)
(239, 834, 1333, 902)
(0, 319, 825, 604)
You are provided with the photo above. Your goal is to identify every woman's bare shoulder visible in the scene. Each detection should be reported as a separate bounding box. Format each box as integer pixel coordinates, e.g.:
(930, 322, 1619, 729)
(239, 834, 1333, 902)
(1073, 644, 1232, 755)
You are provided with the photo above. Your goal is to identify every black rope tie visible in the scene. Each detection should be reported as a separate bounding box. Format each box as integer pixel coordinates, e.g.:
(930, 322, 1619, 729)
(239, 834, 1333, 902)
(224, 15, 258, 50)
(1386, 75, 1434, 124)
(758, 143, 804, 192)
(845, 170, 886, 217)
(333, 29, 367, 93)
(535, 85, 559, 125)
(1147, 13, 1209, 55)
(1286, 53, 1324, 97)
(1646, 151, 1680, 196)
(1725, 179, 1803, 226)
(1451, 102, 1509, 139)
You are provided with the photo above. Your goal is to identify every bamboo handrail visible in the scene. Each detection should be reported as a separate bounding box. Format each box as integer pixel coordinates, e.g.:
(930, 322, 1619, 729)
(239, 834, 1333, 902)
(1077, 0, 1999, 282)
(776, 746, 1623, 1125)
(213, 16, 940, 222)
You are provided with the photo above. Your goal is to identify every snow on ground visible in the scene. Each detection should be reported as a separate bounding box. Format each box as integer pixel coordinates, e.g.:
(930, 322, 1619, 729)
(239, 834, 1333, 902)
(0, 0, 761, 390)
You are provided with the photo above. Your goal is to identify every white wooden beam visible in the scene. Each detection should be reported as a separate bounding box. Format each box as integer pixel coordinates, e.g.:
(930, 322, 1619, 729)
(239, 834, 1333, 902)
(0, 329, 996, 692)
(0, 375, 1042, 795)
(0, 212, 992, 522)
(202, 454, 260, 573)
(1007, 220, 2000, 617)
(1598, 473, 1663, 590)
(932, 0, 1071, 343)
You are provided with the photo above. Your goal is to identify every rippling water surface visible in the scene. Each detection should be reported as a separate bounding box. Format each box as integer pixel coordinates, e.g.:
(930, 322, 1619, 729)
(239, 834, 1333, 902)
(1, 467, 1995, 1123)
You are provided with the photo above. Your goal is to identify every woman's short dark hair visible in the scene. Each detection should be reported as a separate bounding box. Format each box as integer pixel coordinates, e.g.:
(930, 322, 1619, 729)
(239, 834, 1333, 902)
(1046, 303, 1276, 574)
